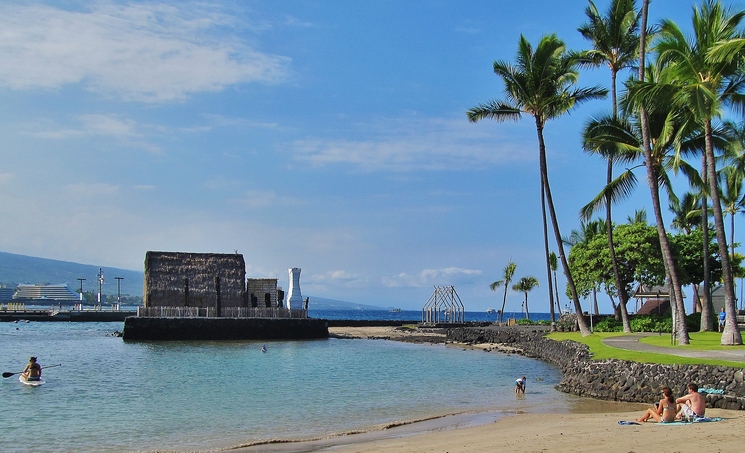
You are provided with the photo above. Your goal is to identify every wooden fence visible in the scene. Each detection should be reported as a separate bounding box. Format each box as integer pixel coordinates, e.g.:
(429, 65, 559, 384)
(136, 306, 307, 319)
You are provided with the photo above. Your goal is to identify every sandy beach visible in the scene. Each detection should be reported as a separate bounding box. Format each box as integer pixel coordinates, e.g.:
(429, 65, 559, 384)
(272, 326, 745, 453)
(315, 408, 745, 453)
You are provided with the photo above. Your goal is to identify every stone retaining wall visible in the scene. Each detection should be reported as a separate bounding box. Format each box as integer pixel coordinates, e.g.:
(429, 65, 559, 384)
(122, 317, 328, 341)
(447, 326, 745, 410)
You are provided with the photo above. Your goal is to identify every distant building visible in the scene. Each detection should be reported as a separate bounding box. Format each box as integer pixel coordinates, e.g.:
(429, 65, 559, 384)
(247, 278, 282, 308)
(13, 284, 78, 302)
(144, 251, 246, 308)
(0, 287, 15, 302)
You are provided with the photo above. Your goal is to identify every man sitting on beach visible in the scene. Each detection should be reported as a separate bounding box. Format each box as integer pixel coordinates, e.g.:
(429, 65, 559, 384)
(515, 376, 526, 394)
(676, 383, 706, 420)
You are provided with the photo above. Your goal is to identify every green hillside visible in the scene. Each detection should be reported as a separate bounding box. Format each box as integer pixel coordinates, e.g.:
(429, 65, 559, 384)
(0, 251, 143, 297)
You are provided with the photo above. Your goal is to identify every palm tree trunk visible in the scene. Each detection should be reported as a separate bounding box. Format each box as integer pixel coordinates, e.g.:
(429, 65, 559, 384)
(542, 177, 556, 331)
(700, 154, 713, 330)
(607, 66, 631, 332)
(553, 270, 561, 316)
(638, 0, 689, 345)
(535, 116, 591, 335)
(704, 120, 743, 345)
(500, 287, 508, 324)
(525, 294, 530, 320)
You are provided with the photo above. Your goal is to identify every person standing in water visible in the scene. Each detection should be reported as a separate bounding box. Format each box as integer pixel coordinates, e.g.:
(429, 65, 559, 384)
(22, 357, 42, 381)
(515, 376, 526, 393)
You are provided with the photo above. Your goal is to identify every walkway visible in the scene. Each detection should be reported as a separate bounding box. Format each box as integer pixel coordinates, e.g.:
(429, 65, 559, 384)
(602, 333, 745, 363)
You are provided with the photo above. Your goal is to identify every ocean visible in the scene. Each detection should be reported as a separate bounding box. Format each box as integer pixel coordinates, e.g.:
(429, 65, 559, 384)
(1, 311, 572, 453)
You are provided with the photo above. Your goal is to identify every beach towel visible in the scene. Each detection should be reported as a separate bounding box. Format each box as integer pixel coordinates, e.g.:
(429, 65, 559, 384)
(698, 388, 725, 395)
(654, 417, 723, 426)
(618, 421, 641, 425)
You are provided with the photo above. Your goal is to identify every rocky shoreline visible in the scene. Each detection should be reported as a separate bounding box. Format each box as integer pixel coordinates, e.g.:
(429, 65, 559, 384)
(446, 325, 745, 410)
(331, 324, 745, 410)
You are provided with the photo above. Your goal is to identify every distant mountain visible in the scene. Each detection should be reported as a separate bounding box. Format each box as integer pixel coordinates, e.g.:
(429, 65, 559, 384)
(0, 251, 143, 296)
(306, 296, 390, 311)
(0, 251, 389, 310)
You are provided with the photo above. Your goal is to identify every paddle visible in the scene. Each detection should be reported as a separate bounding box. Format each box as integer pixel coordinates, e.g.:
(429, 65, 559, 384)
(3, 364, 61, 378)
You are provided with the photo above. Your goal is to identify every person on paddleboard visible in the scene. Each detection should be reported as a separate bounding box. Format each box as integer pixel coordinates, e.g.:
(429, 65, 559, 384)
(22, 357, 42, 381)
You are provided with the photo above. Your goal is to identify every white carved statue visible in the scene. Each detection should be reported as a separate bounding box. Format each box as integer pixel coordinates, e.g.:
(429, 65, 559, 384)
(286, 268, 303, 310)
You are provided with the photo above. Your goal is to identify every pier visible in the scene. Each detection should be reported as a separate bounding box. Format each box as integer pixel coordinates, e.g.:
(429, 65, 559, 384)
(0, 306, 134, 322)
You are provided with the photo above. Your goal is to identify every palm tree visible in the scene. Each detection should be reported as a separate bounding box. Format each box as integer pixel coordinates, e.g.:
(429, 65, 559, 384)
(651, 0, 745, 345)
(490, 259, 516, 324)
(669, 192, 702, 234)
(719, 165, 745, 260)
(579, 1, 641, 332)
(587, 65, 699, 342)
(512, 276, 539, 320)
(669, 191, 711, 322)
(549, 251, 559, 330)
(627, 208, 648, 224)
(468, 34, 607, 336)
(579, 0, 641, 117)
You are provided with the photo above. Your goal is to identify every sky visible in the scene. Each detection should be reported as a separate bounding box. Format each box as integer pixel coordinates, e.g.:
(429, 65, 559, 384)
(0, 0, 726, 313)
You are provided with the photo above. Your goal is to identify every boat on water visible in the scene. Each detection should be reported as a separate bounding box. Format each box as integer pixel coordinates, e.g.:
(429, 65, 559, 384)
(19, 375, 45, 387)
(390, 308, 402, 312)
(486, 308, 496, 314)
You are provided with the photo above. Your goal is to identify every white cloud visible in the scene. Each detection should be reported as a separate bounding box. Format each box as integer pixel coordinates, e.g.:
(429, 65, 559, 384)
(0, 2, 291, 102)
(382, 266, 483, 288)
(0, 172, 15, 184)
(26, 113, 163, 153)
(230, 189, 299, 208)
(289, 115, 531, 171)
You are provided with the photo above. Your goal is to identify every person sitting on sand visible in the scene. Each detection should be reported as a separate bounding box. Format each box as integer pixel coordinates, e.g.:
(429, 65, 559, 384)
(636, 386, 676, 423)
(21, 356, 42, 381)
(515, 376, 526, 394)
(676, 383, 706, 420)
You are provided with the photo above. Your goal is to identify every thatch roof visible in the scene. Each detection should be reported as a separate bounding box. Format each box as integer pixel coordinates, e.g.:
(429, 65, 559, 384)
(144, 251, 246, 308)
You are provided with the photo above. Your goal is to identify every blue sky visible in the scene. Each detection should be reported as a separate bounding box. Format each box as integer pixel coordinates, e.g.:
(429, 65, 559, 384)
(0, 0, 716, 313)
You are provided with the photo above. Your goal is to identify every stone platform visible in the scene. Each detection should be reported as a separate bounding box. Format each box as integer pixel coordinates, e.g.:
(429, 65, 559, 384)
(122, 317, 329, 341)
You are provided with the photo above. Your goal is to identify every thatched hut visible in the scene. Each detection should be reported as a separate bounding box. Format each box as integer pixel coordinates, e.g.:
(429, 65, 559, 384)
(144, 251, 246, 308)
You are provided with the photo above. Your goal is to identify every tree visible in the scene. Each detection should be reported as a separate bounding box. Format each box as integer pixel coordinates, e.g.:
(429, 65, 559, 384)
(579, 1, 642, 332)
(549, 251, 560, 330)
(568, 222, 667, 316)
(579, 0, 641, 117)
(719, 165, 745, 260)
(512, 276, 539, 320)
(468, 34, 607, 336)
(651, 0, 745, 344)
(490, 259, 516, 324)
(582, 75, 701, 337)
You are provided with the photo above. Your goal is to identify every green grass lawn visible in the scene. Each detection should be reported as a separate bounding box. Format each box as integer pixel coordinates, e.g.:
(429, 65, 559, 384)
(547, 331, 745, 367)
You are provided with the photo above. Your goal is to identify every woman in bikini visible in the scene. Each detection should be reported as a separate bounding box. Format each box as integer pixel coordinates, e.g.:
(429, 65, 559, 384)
(636, 386, 676, 423)
(21, 356, 42, 381)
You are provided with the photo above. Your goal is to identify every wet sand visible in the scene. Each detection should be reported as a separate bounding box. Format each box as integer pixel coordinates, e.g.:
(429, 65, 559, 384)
(228, 327, 745, 452)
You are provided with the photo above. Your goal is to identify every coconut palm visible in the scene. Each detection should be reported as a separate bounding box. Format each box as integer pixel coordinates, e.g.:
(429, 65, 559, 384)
(627, 208, 648, 225)
(648, 0, 745, 344)
(586, 64, 702, 342)
(549, 251, 559, 330)
(512, 276, 539, 320)
(579, 1, 642, 333)
(468, 34, 607, 336)
(579, 0, 641, 117)
(490, 259, 516, 324)
(719, 165, 745, 260)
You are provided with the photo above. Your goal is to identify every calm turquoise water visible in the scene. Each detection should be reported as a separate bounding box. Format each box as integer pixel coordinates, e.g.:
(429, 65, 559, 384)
(2, 321, 572, 453)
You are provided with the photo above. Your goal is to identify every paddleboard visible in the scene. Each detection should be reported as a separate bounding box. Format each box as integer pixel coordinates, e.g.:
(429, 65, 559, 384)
(19, 375, 45, 387)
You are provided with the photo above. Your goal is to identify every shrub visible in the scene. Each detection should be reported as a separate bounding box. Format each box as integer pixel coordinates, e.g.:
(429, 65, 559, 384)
(593, 317, 623, 332)
(515, 318, 551, 326)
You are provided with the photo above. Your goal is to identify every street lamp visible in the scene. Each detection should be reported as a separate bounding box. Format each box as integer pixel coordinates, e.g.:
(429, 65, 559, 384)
(97, 268, 104, 305)
(77, 278, 86, 302)
(115, 277, 124, 309)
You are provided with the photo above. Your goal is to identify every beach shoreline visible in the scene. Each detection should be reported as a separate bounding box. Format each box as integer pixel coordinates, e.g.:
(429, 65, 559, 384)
(224, 326, 745, 452)
(227, 326, 742, 453)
